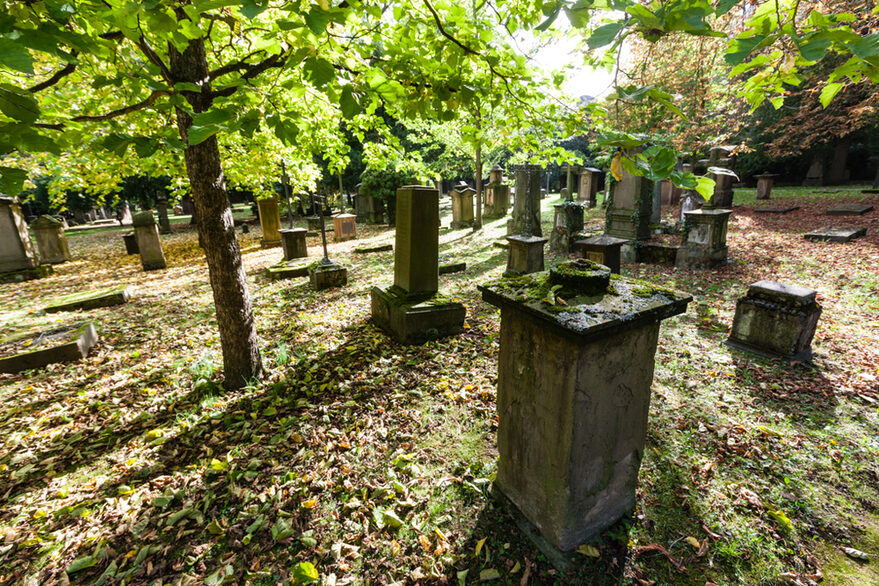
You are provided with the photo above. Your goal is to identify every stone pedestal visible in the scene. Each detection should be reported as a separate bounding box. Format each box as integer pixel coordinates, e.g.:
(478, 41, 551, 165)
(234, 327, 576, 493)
(450, 185, 476, 229)
(754, 173, 777, 200)
(371, 186, 466, 343)
(709, 146, 737, 208)
(156, 197, 172, 234)
(279, 228, 308, 260)
(478, 260, 690, 555)
(726, 280, 821, 361)
(506, 235, 547, 275)
(132, 211, 167, 271)
(574, 234, 629, 274)
(0, 196, 52, 283)
(309, 260, 347, 290)
(123, 233, 139, 255)
(660, 179, 681, 206)
(333, 213, 357, 242)
(606, 168, 652, 241)
(258, 196, 282, 248)
(485, 181, 511, 218)
(578, 168, 601, 207)
(31, 215, 71, 264)
(511, 165, 542, 236)
(675, 209, 731, 269)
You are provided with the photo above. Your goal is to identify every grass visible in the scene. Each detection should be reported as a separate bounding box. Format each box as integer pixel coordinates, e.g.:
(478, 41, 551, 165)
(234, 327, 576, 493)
(0, 185, 877, 584)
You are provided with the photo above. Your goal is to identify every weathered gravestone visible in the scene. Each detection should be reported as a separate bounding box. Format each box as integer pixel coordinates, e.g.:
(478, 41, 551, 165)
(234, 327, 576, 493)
(578, 168, 602, 208)
(258, 196, 282, 248)
(606, 162, 652, 243)
(122, 232, 139, 255)
(755, 206, 799, 214)
(45, 285, 134, 313)
(132, 211, 167, 271)
(754, 173, 777, 200)
(802, 157, 824, 187)
(333, 213, 357, 242)
(826, 204, 874, 216)
(450, 182, 476, 229)
(675, 209, 732, 269)
(0, 322, 98, 374)
(279, 228, 308, 260)
(507, 164, 547, 275)
(549, 202, 584, 254)
(0, 196, 52, 283)
(574, 234, 628, 274)
(484, 165, 511, 218)
(709, 146, 737, 208)
(156, 196, 173, 234)
(509, 164, 543, 237)
(371, 186, 465, 343)
(659, 178, 681, 206)
(725, 280, 821, 361)
(804, 226, 867, 242)
(31, 215, 71, 264)
(478, 260, 690, 563)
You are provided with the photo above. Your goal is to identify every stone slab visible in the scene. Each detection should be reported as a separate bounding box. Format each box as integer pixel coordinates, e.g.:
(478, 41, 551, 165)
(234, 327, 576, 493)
(265, 259, 310, 281)
(0, 264, 53, 284)
(748, 280, 816, 305)
(354, 243, 392, 254)
(371, 285, 466, 344)
(439, 262, 466, 275)
(754, 206, 799, 214)
(826, 204, 873, 216)
(309, 261, 347, 290)
(44, 285, 134, 313)
(0, 322, 98, 374)
(804, 226, 867, 242)
(492, 239, 510, 250)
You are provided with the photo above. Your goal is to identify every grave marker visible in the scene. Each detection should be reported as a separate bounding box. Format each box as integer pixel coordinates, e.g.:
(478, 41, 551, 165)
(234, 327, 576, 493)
(804, 226, 867, 242)
(0, 196, 52, 283)
(132, 211, 167, 270)
(0, 322, 98, 374)
(45, 285, 134, 313)
(31, 215, 71, 264)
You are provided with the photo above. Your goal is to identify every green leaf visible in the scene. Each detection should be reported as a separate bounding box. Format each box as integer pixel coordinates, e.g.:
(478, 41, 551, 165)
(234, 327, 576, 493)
(565, 0, 593, 29)
(626, 5, 660, 29)
(239, 0, 268, 19)
(725, 35, 765, 65)
(766, 509, 793, 533)
(536, 6, 561, 31)
(339, 85, 360, 119)
(0, 166, 28, 194)
(695, 176, 715, 200)
(819, 82, 845, 107)
(0, 86, 39, 123)
(305, 9, 330, 35)
(187, 124, 221, 146)
(133, 137, 160, 158)
(271, 517, 296, 541)
(67, 555, 97, 574)
(715, 0, 739, 16)
(798, 38, 832, 62)
(850, 32, 879, 61)
(291, 561, 319, 584)
(588, 22, 625, 49)
(303, 57, 335, 88)
(479, 568, 501, 581)
(45, 0, 76, 24)
(0, 38, 34, 74)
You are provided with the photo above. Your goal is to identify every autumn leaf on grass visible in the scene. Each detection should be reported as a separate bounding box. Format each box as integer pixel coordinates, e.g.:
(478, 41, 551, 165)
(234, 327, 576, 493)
(479, 568, 501, 582)
(577, 544, 600, 557)
(291, 561, 319, 584)
(766, 509, 793, 533)
(474, 536, 487, 558)
(685, 536, 701, 549)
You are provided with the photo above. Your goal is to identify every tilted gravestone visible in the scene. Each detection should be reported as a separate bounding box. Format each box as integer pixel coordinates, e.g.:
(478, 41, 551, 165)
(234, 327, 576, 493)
(44, 285, 134, 313)
(0, 196, 52, 283)
(726, 281, 822, 361)
(754, 173, 777, 200)
(371, 185, 465, 343)
(478, 260, 690, 563)
(132, 211, 167, 271)
(258, 196, 282, 248)
(31, 215, 71, 264)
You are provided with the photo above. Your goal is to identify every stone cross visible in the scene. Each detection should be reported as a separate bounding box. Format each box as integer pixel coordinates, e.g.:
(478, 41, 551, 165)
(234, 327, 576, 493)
(314, 194, 332, 265)
(281, 160, 295, 229)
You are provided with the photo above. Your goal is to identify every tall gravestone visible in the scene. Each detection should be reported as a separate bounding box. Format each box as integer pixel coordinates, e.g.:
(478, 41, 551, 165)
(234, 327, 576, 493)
(676, 155, 733, 269)
(485, 165, 511, 218)
(132, 211, 167, 271)
(31, 215, 71, 264)
(709, 146, 737, 208)
(450, 182, 476, 229)
(755, 173, 777, 200)
(0, 196, 52, 283)
(258, 196, 282, 248)
(510, 165, 542, 236)
(371, 186, 466, 343)
(578, 167, 601, 207)
(606, 160, 652, 242)
(507, 164, 548, 275)
(156, 196, 172, 234)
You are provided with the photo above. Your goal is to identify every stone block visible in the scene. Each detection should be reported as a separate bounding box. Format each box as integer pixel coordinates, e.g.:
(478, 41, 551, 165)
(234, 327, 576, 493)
(804, 226, 867, 243)
(132, 211, 167, 271)
(754, 173, 777, 200)
(333, 214, 357, 241)
(45, 285, 134, 313)
(506, 235, 547, 275)
(725, 280, 821, 361)
(258, 197, 282, 247)
(123, 232, 139, 254)
(370, 285, 466, 344)
(1, 196, 40, 273)
(354, 243, 393, 254)
(31, 215, 71, 264)
(826, 204, 873, 216)
(450, 186, 475, 229)
(574, 234, 628, 274)
(393, 186, 440, 296)
(265, 259, 310, 281)
(279, 228, 308, 260)
(675, 209, 731, 269)
(606, 170, 652, 241)
(755, 206, 799, 214)
(439, 261, 466, 275)
(309, 260, 347, 290)
(0, 322, 98, 374)
(0, 264, 53, 284)
(478, 261, 690, 554)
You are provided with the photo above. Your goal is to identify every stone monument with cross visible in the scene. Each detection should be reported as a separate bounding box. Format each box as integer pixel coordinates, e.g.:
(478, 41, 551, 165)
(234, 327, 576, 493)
(307, 194, 347, 290)
(506, 164, 547, 275)
(371, 185, 466, 343)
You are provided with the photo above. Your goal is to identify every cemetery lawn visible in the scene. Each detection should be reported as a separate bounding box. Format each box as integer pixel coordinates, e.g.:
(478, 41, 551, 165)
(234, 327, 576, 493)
(1, 189, 878, 585)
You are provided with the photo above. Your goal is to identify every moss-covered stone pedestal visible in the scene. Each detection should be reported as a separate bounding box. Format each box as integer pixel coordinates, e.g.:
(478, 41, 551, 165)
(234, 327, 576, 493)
(265, 259, 310, 281)
(371, 185, 465, 343)
(279, 228, 308, 260)
(506, 235, 547, 276)
(0, 322, 98, 374)
(725, 280, 821, 361)
(675, 209, 731, 269)
(478, 260, 690, 566)
(308, 260, 347, 290)
(574, 234, 628, 274)
(45, 285, 134, 313)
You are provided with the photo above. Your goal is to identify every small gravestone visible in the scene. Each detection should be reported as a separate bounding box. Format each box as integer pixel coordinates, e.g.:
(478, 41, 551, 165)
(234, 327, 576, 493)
(0, 322, 98, 374)
(709, 145, 737, 208)
(258, 196, 282, 248)
(485, 165, 511, 218)
(156, 196, 173, 234)
(754, 173, 777, 200)
(574, 234, 628, 274)
(371, 186, 466, 343)
(45, 285, 134, 313)
(354, 243, 393, 254)
(30, 215, 71, 264)
(122, 232, 139, 255)
(132, 211, 167, 271)
(450, 183, 476, 229)
(279, 228, 308, 260)
(826, 204, 873, 216)
(265, 259, 310, 281)
(333, 213, 357, 242)
(755, 206, 799, 214)
(439, 261, 466, 275)
(578, 168, 602, 208)
(725, 281, 821, 361)
(804, 226, 867, 243)
(307, 195, 348, 290)
(1, 196, 52, 283)
(675, 209, 732, 269)
(478, 260, 690, 561)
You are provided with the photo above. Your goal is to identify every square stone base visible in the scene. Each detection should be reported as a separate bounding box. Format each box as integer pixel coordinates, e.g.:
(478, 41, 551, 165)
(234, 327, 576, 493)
(265, 259, 310, 281)
(0, 264, 53, 284)
(506, 235, 547, 275)
(370, 285, 466, 344)
(308, 261, 347, 290)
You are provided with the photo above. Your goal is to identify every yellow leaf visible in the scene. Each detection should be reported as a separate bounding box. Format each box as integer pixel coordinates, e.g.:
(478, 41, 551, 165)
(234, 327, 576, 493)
(576, 544, 600, 557)
(124, 549, 137, 559)
(419, 534, 431, 551)
(390, 539, 400, 556)
(434, 527, 448, 542)
(685, 536, 701, 549)
(301, 498, 318, 509)
(610, 152, 623, 181)
(474, 537, 487, 557)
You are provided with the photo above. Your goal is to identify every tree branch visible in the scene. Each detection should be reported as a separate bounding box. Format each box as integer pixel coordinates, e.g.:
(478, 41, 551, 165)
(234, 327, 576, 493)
(28, 59, 78, 93)
(208, 52, 288, 98)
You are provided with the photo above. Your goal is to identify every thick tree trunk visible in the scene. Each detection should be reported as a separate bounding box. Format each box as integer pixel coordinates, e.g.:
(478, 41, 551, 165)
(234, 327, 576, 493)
(169, 37, 263, 389)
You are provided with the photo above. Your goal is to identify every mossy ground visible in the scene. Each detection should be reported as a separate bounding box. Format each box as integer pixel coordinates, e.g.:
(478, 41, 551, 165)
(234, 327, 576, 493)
(0, 190, 877, 584)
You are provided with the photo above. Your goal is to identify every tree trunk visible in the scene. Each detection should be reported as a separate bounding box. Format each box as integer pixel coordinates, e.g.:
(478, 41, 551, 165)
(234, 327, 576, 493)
(827, 135, 851, 185)
(474, 141, 483, 230)
(169, 36, 263, 389)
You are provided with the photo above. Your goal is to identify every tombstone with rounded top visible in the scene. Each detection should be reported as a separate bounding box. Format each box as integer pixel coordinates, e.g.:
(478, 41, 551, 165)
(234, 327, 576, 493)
(132, 211, 167, 271)
(1, 196, 52, 283)
(450, 182, 476, 229)
(31, 215, 71, 264)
